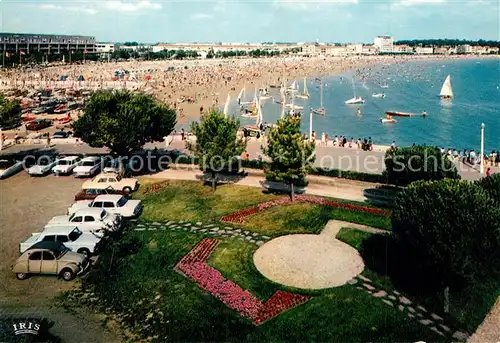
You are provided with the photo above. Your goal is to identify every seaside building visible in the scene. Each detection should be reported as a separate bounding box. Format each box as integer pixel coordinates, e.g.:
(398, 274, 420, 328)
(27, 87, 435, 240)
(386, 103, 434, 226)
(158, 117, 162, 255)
(362, 45, 379, 55)
(300, 44, 317, 56)
(0, 33, 96, 55)
(415, 47, 434, 54)
(374, 36, 394, 53)
(346, 43, 363, 55)
(96, 43, 115, 54)
(456, 44, 472, 54)
(393, 44, 413, 53)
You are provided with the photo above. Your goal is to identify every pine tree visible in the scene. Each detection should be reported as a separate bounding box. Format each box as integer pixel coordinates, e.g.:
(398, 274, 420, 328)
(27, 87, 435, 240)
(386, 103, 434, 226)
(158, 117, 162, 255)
(188, 110, 246, 190)
(262, 116, 315, 201)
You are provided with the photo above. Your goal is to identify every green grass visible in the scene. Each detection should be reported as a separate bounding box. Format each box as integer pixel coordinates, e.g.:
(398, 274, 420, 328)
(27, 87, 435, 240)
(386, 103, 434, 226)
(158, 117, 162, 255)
(135, 179, 281, 223)
(336, 227, 375, 250)
(243, 203, 391, 237)
(74, 230, 444, 342)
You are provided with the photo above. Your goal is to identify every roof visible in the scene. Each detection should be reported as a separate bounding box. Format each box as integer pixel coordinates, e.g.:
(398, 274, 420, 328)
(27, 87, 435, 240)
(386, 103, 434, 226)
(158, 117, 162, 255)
(42, 226, 79, 234)
(81, 156, 100, 162)
(26, 240, 66, 252)
(94, 194, 124, 201)
(72, 208, 106, 216)
(60, 156, 80, 161)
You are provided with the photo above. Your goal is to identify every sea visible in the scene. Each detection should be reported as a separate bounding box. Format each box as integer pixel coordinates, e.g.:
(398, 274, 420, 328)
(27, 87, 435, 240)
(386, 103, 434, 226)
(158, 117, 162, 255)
(236, 58, 500, 152)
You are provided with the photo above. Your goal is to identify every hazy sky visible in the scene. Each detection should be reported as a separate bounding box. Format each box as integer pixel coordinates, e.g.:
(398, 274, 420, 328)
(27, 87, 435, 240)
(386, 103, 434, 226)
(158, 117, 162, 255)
(1, 0, 499, 43)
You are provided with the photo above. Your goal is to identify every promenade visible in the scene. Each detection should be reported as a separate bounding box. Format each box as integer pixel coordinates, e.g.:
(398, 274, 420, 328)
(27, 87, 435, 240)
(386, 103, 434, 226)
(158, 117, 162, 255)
(1, 135, 495, 180)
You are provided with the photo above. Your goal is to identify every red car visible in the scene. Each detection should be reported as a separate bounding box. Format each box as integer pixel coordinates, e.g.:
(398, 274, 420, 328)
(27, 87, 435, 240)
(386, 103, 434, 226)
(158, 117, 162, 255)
(26, 119, 52, 131)
(74, 187, 128, 201)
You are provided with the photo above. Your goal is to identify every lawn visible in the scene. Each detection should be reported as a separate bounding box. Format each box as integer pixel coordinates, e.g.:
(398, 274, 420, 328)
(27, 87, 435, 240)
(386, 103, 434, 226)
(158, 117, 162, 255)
(71, 230, 443, 343)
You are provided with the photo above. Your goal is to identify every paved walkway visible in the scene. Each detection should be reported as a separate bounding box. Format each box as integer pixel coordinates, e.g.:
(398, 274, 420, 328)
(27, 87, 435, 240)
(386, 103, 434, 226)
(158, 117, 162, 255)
(468, 297, 500, 343)
(147, 168, 371, 202)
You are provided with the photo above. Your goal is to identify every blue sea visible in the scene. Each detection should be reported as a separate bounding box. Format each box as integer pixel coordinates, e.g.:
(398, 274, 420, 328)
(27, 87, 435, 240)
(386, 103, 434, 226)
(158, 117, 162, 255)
(237, 58, 500, 152)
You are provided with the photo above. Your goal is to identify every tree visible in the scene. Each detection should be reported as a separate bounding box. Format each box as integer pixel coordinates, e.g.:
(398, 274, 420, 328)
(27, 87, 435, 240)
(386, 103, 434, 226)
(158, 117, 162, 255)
(262, 116, 315, 201)
(385, 146, 459, 186)
(477, 173, 500, 203)
(187, 110, 246, 190)
(392, 179, 500, 312)
(72, 90, 176, 156)
(0, 96, 22, 129)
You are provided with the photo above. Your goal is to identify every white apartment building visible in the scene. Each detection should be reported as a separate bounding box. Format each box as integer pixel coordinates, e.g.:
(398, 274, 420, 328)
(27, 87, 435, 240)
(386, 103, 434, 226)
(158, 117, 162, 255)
(456, 44, 472, 54)
(374, 36, 394, 53)
(393, 44, 413, 53)
(346, 43, 363, 55)
(415, 47, 434, 54)
(95, 43, 115, 53)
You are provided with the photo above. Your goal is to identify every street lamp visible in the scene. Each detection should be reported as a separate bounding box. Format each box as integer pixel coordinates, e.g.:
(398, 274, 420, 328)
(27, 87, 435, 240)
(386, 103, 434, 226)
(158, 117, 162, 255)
(480, 123, 485, 174)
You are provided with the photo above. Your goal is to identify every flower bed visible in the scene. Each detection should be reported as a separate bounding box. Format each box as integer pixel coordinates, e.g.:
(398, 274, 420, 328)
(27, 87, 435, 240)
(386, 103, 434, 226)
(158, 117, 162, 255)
(221, 195, 392, 224)
(175, 238, 310, 325)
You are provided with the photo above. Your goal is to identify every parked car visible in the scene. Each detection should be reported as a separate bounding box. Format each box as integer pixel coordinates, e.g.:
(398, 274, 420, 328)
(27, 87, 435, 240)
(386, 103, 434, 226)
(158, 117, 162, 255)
(19, 226, 103, 258)
(32, 107, 46, 114)
(51, 131, 70, 139)
(45, 208, 122, 235)
(82, 172, 139, 193)
(73, 156, 102, 178)
(52, 156, 81, 175)
(0, 159, 24, 179)
(26, 119, 52, 130)
(68, 195, 142, 218)
(12, 241, 91, 281)
(103, 158, 141, 176)
(74, 187, 128, 201)
(28, 156, 59, 176)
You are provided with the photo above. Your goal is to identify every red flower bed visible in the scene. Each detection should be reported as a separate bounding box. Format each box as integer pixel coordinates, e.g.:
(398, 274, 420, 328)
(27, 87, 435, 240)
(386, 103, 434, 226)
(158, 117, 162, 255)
(221, 195, 391, 224)
(175, 238, 310, 325)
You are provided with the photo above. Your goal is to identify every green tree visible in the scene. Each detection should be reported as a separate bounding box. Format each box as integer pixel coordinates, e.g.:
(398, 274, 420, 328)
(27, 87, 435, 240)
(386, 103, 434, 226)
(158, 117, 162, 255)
(262, 116, 315, 201)
(477, 173, 500, 203)
(385, 146, 459, 186)
(392, 179, 500, 312)
(72, 90, 176, 156)
(187, 110, 246, 190)
(0, 96, 22, 129)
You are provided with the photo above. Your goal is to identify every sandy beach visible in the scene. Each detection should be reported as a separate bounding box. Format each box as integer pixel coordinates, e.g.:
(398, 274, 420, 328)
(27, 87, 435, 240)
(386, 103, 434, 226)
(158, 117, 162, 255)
(1, 54, 495, 127)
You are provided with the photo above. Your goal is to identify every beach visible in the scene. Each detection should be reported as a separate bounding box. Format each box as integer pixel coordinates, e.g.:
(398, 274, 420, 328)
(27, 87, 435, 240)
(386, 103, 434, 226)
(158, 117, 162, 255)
(1, 54, 495, 127)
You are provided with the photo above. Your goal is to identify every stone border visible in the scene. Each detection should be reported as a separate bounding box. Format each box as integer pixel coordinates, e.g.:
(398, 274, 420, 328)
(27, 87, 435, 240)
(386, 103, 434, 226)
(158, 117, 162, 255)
(348, 275, 469, 341)
(133, 220, 271, 246)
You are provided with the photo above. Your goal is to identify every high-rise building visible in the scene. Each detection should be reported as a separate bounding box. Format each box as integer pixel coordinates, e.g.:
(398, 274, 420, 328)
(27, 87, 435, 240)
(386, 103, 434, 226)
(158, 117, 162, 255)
(374, 36, 394, 53)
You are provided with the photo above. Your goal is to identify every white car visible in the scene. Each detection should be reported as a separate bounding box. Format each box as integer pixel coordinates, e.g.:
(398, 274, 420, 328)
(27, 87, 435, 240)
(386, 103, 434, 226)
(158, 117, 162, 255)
(45, 208, 122, 236)
(73, 156, 102, 178)
(28, 156, 59, 176)
(52, 156, 81, 175)
(19, 226, 103, 258)
(0, 159, 24, 179)
(68, 194, 142, 218)
(82, 172, 139, 193)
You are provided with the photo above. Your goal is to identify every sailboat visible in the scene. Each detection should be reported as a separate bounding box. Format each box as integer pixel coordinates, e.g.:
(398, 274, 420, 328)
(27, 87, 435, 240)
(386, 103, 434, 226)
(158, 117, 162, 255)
(440, 75, 453, 100)
(284, 92, 304, 110)
(237, 86, 245, 104)
(295, 78, 310, 99)
(239, 85, 254, 106)
(259, 84, 272, 101)
(223, 93, 231, 117)
(245, 98, 263, 132)
(311, 79, 326, 116)
(286, 80, 298, 94)
(345, 77, 365, 105)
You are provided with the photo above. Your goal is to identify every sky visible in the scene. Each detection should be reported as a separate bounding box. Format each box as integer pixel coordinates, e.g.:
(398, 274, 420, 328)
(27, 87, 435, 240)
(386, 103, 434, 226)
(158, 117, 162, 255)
(0, 0, 499, 43)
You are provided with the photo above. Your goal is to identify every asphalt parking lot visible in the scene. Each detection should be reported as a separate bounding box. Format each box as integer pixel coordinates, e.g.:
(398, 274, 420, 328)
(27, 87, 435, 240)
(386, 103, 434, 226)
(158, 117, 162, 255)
(0, 171, 121, 342)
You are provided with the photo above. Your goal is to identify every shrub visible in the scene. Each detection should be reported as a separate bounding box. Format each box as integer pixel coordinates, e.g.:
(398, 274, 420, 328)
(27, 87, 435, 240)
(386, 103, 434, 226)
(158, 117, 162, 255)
(392, 179, 500, 288)
(385, 146, 459, 186)
(476, 173, 500, 203)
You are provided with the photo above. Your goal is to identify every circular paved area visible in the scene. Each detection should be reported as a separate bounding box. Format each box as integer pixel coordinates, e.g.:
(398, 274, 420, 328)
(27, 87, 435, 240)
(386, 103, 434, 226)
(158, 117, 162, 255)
(253, 233, 365, 289)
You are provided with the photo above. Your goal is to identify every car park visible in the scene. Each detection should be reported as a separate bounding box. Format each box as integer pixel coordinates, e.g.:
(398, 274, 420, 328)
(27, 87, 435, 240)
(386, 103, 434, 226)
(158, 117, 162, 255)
(73, 156, 102, 178)
(0, 159, 24, 179)
(68, 194, 142, 218)
(74, 187, 128, 201)
(52, 156, 81, 175)
(28, 156, 59, 176)
(45, 208, 122, 235)
(82, 172, 139, 193)
(12, 241, 91, 281)
(19, 226, 103, 258)
(26, 119, 52, 130)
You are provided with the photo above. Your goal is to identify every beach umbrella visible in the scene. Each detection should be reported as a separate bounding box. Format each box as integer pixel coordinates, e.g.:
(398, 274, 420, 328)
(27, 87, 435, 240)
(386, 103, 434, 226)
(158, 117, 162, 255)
(145, 74, 152, 81)
(77, 75, 84, 81)
(84, 74, 89, 80)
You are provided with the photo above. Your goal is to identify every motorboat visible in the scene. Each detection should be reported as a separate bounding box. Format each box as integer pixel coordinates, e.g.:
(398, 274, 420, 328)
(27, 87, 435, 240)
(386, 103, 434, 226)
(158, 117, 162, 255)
(381, 118, 397, 123)
(385, 111, 414, 117)
(311, 107, 326, 116)
(372, 93, 386, 98)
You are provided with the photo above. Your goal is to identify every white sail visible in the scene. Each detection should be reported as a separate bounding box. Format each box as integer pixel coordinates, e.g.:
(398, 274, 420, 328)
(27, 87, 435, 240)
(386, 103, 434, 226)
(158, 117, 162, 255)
(256, 98, 263, 127)
(440, 75, 453, 98)
(304, 78, 309, 96)
(223, 93, 231, 117)
(237, 86, 245, 101)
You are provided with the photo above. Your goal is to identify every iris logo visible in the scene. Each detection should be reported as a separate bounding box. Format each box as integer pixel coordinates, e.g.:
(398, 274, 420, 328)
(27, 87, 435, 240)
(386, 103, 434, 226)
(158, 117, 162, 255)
(12, 322, 41, 336)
